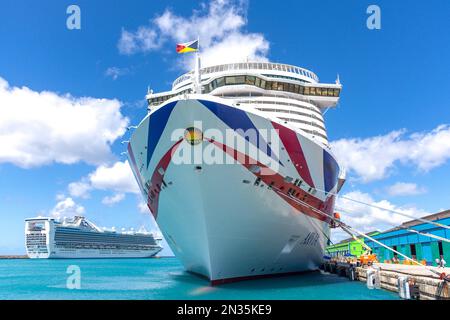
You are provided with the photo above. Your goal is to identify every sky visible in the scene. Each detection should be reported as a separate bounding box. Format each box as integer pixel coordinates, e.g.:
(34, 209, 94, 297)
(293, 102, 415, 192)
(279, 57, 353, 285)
(0, 0, 449, 254)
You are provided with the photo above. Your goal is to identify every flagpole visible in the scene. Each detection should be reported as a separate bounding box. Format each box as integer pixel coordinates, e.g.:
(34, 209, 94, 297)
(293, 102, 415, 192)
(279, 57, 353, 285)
(194, 37, 201, 94)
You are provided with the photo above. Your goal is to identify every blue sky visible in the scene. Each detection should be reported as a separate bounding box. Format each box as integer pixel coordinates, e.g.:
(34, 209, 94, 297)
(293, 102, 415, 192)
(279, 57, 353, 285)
(0, 0, 449, 254)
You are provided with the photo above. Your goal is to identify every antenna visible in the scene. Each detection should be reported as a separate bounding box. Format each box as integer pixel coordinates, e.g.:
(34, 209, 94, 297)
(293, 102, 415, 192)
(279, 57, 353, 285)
(336, 74, 341, 85)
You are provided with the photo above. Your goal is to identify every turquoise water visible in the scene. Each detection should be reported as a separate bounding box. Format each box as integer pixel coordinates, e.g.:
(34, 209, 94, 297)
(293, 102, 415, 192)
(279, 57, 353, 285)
(0, 258, 399, 300)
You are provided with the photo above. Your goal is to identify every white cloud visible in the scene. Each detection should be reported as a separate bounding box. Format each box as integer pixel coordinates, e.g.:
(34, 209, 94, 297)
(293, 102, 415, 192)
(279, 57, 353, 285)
(50, 197, 85, 220)
(331, 125, 450, 182)
(117, 0, 269, 69)
(89, 160, 139, 194)
(68, 160, 140, 200)
(105, 67, 130, 80)
(138, 200, 149, 214)
(332, 190, 429, 242)
(118, 27, 161, 55)
(386, 182, 426, 196)
(102, 193, 126, 206)
(0, 77, 129, 168)
(68, 180, 92, 199)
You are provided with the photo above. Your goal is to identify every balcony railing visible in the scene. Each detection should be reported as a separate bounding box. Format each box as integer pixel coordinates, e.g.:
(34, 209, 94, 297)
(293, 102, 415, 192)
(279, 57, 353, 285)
(172, 62, 319, 89)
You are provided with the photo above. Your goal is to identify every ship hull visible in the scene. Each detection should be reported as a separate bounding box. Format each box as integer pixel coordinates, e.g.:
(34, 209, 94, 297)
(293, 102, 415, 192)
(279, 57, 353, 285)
(27, 247, 162, 259)
(128, 95, 340, 283)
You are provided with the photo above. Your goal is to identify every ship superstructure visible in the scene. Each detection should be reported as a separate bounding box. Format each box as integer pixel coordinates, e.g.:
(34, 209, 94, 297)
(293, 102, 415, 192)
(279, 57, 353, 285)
(148, 62, 341, 145)
(128, 60, 343, 284)
(25, 216, 163, 259)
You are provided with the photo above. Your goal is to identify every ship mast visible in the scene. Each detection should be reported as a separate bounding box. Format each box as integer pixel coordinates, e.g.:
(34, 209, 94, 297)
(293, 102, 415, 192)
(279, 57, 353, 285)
(193, 37, 201, 94)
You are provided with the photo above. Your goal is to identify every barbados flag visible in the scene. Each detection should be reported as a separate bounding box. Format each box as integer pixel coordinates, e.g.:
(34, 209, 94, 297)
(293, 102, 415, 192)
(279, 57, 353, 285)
(176, 39, 199, 54)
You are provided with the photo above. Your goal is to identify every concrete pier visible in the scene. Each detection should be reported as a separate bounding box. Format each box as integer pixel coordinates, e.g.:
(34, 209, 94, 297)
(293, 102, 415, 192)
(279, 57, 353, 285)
(357, 263, 450, 300)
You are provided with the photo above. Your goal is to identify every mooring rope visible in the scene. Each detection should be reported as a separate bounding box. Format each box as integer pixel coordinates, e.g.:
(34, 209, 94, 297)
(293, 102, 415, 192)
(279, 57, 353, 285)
(272, 186, 449, 281)
(335, 205, 450, 244)
(314, 187, 450, 230)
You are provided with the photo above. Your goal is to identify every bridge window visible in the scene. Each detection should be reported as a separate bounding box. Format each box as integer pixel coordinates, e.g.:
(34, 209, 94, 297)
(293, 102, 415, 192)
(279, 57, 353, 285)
(260, 79, 266, 89)
(236, 76, 245, 84)
(225, 76, 235, 85)
(160, 74, 340, 107)
(216, 77, 224, 87)
(246, 75, 256, 85)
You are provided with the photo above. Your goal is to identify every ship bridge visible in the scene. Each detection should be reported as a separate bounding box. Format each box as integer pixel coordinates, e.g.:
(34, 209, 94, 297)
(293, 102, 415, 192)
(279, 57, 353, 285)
(147, 61, 342, 145)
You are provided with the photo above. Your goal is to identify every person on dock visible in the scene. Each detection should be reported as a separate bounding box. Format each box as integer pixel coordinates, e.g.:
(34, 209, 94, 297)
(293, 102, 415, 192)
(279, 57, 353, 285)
(436, 256, 447, 268)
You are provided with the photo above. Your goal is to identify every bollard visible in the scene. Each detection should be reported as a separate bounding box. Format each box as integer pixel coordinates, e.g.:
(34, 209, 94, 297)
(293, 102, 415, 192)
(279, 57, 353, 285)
(398, 276, 411, 299)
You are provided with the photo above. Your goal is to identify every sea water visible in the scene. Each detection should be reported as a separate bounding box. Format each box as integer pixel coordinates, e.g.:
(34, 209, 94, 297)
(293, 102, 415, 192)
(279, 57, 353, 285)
(0, 258, 399, 300)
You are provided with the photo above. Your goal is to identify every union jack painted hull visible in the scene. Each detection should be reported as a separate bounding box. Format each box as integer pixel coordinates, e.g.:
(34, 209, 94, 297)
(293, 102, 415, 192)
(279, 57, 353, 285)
(128, 95, 340, 284)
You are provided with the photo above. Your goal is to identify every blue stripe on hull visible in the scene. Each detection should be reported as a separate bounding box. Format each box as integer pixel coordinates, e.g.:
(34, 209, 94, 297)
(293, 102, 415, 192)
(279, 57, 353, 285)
(146, 101, 177, 168)
(198, 99, 282, 166)
(323, 150, 339, 193)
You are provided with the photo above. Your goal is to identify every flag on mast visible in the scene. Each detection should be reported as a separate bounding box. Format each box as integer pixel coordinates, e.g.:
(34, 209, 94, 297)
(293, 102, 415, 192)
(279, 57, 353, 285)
(176, 39, 199, 53)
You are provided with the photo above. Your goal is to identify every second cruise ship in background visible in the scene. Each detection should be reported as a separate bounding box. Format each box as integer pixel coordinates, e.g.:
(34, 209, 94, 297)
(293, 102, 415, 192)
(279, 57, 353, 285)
(127, 46, 344, 284)
(25, 216, 163, 259)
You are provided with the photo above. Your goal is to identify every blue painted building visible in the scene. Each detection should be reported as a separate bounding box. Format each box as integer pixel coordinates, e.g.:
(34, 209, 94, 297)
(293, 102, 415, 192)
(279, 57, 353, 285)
(365, 210, 450, 266)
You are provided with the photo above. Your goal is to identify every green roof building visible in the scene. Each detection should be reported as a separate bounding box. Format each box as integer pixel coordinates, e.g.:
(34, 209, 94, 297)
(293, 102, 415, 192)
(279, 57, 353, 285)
(327, 231, 380, 257)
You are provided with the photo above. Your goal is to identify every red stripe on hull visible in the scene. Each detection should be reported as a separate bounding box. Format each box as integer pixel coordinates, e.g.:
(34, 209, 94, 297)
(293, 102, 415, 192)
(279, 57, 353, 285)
(207, 139, 332, 222)
(147, 140, 183, 219)
(271, 121, 315, 188)
(145, 136, 334, 222)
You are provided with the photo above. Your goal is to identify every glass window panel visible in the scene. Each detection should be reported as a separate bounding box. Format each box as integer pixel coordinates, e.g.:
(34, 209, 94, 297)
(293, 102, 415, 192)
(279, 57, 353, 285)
(216, 77, 224, 87)
(225, 76, 236, 85)
(310, 87, 316, 95)
(334, 89, 340, 97)
(255, 77, 261, 87)
(316, 88, 322, 95)
(277, 83, 284, 91)
(271, 82, 278, 90)
(294, 85, 300, 93)
(304, 87, 310, 95)
(246, 75, 256, 85)
(289, 83, 295, 92)
(260, 80, 266, 89)
(235, 76, 245, 84)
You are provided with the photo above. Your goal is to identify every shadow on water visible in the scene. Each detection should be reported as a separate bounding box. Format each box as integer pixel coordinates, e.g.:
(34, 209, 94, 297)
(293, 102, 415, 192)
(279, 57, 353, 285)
(170, 269, 352, 290)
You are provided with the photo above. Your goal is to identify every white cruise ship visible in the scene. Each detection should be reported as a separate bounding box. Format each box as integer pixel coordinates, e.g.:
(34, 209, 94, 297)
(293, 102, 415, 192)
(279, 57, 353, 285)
(127, 59, 344, 284)
(25, 216, 163, 259)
